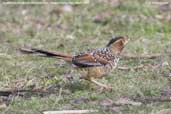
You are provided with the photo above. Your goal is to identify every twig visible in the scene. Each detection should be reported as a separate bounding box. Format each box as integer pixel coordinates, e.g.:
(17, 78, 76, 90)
(121, 53, 171, 59)
(117, 64, 160, 71)
(0, 88, 50, 97)
(131, 96, 171, 104)
(43, 110, 98, 114)
(19, 48, 35, 54)
(118, 65, 145, 71)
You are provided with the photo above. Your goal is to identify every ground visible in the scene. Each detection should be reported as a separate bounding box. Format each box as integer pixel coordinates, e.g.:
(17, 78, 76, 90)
(0, 0, 171, 114)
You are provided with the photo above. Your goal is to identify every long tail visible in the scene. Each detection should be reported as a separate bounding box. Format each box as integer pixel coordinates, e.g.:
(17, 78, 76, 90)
(20, 47, 73, 62)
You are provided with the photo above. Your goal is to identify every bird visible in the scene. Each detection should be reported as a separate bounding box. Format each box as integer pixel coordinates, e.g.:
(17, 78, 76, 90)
(20, 36, 129, 90)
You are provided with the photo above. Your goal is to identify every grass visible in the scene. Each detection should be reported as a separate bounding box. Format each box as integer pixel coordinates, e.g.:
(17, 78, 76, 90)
(0, 0, 171, 114)
(2, 0, 88, 3)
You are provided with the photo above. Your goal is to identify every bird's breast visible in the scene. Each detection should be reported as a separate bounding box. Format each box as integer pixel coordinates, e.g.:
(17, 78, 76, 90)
(77, 57, 120, 79)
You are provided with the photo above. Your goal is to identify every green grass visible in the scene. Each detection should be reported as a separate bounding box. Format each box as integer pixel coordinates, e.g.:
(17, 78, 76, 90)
(2, 0, 88, 3)
(0, 0, 171, 114)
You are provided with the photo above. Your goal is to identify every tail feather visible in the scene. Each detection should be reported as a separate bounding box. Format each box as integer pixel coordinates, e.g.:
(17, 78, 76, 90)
(20, 47, 73, 62)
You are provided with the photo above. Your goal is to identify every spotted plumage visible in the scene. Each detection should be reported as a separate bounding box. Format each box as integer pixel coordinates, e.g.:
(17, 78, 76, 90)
(72, 48, 119, 68)
(21, 36, 129, 90)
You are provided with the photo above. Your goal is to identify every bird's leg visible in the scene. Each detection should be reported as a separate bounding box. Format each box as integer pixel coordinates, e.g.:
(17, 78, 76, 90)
(89, 78, 112, 91)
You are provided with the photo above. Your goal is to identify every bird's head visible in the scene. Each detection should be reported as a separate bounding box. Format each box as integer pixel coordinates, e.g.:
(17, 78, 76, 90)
(106, 36, 129, 55)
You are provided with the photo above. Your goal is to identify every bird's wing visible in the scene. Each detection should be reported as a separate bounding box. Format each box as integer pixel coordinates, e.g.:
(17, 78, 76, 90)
(72, 48, 112, 67)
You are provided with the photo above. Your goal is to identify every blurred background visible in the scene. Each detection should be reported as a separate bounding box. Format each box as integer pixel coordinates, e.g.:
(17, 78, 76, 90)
(0, 0, 171, 114)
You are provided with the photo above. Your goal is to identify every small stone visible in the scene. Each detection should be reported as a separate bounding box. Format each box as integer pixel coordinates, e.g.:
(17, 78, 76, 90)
(162, 61, 169, 67)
